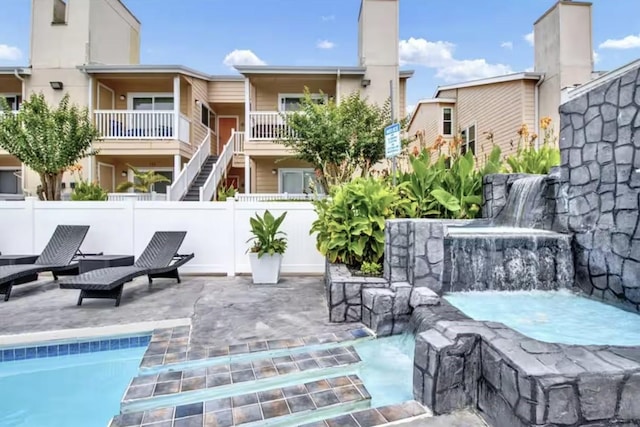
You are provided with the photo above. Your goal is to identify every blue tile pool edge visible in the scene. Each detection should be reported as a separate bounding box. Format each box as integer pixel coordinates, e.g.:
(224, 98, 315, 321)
(0, 334, 152, 363)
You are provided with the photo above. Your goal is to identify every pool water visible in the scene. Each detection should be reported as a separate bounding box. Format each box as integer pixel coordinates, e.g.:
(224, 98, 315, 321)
(445, 290, 640, 346)
(354, 334, 415, 407)
(0, 346, 146, 427)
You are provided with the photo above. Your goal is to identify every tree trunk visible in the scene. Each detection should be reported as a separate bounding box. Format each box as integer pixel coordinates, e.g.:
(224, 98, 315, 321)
(41, 173, 62, 201)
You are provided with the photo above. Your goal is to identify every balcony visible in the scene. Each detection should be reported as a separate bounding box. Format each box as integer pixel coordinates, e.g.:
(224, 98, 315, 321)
(248, 112, 296, 141)
(92, 110, 192, 157)
(94, 110, 190, 142)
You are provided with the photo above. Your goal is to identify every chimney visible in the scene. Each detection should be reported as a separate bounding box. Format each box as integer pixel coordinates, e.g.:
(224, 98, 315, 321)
(534, 1, 593, 130)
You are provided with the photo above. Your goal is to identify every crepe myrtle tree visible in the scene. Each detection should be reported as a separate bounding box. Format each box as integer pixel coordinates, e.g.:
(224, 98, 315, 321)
(279, 89, 405, 193)
(0, 93, 99, 201)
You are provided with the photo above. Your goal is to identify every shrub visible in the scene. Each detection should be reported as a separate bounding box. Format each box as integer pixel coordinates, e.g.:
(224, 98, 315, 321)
(71, 180, 108, 201)
(311, 177, 397, 267)
(217, 184, 236, 201)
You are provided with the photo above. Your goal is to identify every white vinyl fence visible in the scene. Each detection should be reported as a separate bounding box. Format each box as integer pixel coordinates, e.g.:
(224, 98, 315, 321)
(0, 198, 324, 275)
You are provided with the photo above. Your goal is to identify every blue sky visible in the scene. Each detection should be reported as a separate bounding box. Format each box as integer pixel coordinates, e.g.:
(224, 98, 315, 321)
(1, 0, 639, 112)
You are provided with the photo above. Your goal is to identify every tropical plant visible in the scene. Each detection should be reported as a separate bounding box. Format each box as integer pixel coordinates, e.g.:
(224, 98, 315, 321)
(503, 118, 560, 175)
(247, 210, 288, 258)
(67, 163, 108, 201)
(0, 93, 100, 201)
(393, 144, 502, 219)
(280, 89, 405, 193)
(217, 183, 237, 201)
(311, 178, 397, 267)
(360, 261, 382, 276)
(116, 165, 171, 193)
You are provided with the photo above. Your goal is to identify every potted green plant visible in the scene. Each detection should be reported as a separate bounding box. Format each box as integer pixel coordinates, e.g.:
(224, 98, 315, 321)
(247, 210, 287, 284)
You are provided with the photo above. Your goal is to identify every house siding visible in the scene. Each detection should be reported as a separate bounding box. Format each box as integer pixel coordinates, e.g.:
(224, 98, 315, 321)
(208, 80, 244, 103)
(254, 80, 336, 111)
(399, 78, 406, 119)
(191, 77, 210, 146)
(253, 158, 315, 193)
(456, 80, 535, 163)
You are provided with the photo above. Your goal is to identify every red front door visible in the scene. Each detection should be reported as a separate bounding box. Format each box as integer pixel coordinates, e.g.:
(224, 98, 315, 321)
(218, 117, 238, 153)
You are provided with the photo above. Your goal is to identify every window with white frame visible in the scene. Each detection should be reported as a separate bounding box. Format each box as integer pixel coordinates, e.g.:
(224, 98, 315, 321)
(128, 93, 174, 111)
(279, 168, 322, 194)
(278, 93, 328, 112)
(460, 124, 476, 155)
(1, 95, 21, 111)
(442, 107, 453, 136)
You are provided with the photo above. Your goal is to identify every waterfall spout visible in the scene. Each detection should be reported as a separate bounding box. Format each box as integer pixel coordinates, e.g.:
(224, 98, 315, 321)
(494, 176, 547, 228)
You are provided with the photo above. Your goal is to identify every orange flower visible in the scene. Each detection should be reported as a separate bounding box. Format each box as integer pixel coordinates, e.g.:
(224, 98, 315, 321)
(412, 145, 420, 156)
(540, 116, 552, 130)
(517, 123, 529, 138)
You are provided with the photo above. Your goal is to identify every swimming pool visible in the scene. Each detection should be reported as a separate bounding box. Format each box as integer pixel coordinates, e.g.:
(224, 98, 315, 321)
(0, 336, 148, 427)
(354, 334, 414, 407)
(445, 290, 640, 346)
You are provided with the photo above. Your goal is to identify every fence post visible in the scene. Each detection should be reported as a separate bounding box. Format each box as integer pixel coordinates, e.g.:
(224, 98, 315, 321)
(227, 198, 236, 277)
(25, 196, 37, 254)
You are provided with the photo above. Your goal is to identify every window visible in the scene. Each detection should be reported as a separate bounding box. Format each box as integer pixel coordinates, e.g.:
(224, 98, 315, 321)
(52, 0, 67, 24)
(442, 107, 453, 136)
(201, 104, 209, 127)
(460, 124, 476, 156)
(2, 95, 21, 111)
(130, 169, 173, 194)
(278, 169, 322, 194)
(0, 169, 21, 194)
(278, 93, 328, 112)
(128, 94, 174, 111)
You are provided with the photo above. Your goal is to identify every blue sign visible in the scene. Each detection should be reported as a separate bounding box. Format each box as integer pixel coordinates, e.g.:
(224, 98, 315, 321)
(385, 123, 401, 158)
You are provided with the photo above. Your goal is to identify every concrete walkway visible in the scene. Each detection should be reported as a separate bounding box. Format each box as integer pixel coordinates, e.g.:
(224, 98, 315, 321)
(396, 411, 487, 427)
(0, 274, 359, 346)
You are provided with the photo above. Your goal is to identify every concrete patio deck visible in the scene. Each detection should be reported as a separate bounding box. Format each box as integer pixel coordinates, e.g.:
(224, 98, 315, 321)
(0, 274, 359, 346)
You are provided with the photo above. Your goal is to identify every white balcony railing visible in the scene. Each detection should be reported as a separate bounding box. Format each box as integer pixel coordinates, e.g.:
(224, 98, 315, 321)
(107, 192, 165, 201)
(200, 131, 236, 201)
(234, 193, 326, 202)
(178, 114, 190, 143)
(233, 131, 245, 153)
(94, 110, 180, 140)
(249, 111, 295, 140)
(167, 131, 211, 201)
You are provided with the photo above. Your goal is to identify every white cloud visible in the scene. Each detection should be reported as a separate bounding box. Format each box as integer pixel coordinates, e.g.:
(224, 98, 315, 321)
(222, 49, 266, 68)
(321, 15, 335, 22)
(524, 66, 534, 72)
(316, 40, 335, 50)
(501, 41, 513, 50)
(599, 34, 640, 50)
(0, 44, 22, 61)
(593, 50, 601, 64)
(399, 37, 513, 83)
(524, 32, 534, 46)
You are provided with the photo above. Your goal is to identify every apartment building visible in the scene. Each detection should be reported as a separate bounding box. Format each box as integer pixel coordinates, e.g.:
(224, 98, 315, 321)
(407, 0, 595, 163)
(0, 0, 412, 200)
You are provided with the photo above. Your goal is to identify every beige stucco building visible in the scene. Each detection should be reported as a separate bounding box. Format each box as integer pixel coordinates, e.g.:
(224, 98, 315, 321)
(407, 0, 596, 164)
(0, 0, 412, 199)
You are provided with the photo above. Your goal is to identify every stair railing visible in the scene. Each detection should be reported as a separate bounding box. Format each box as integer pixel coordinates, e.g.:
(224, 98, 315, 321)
(200, 130, 236, 201)
(167, 130, 211, 201)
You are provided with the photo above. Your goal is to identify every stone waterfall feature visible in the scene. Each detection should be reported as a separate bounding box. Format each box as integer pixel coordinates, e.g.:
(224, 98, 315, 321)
(493, 175, 547, 228)
(442, 175, 574, 293)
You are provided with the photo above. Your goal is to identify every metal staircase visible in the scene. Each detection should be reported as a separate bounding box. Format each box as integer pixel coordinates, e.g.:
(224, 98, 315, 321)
(181, 156, 218, 201)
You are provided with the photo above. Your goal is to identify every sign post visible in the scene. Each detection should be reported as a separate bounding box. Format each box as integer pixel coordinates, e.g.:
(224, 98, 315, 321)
(385, 123, 401, 185)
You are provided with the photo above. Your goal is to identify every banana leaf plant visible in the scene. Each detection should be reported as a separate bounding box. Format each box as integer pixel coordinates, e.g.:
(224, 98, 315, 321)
(115, 165, 171, 193)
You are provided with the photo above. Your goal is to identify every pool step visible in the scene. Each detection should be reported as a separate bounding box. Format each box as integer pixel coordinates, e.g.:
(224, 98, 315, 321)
(110, 375, 371, 427)
(298, 400, 431, 427)
(122, 346, 363, 413)
(140, 328, 374, 373)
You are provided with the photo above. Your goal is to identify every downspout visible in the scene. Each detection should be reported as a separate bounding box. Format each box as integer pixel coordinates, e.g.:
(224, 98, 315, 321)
(534, 74, 545, 149)
(13, 69, 26, 100)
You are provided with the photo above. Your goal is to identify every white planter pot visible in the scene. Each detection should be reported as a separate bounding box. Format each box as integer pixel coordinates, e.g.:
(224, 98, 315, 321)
(249, 253, 283, 284)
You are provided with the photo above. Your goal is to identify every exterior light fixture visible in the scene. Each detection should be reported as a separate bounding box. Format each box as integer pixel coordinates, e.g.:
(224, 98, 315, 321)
(361, 79, 371, 88)
(271, 169, 277, 175)
(121, 171, 128, 177)
(119, 95, 126, 101)
(49, 81, 64, 90)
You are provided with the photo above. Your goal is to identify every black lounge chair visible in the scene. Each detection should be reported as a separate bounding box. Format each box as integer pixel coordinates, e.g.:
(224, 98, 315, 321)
(0, 225, 90, 301)
(59, 231, 194, 307)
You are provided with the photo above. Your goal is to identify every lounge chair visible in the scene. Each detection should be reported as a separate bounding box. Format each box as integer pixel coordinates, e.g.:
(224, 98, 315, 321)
(59, 231, 194, 307)
(0, 225, 90, 301)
